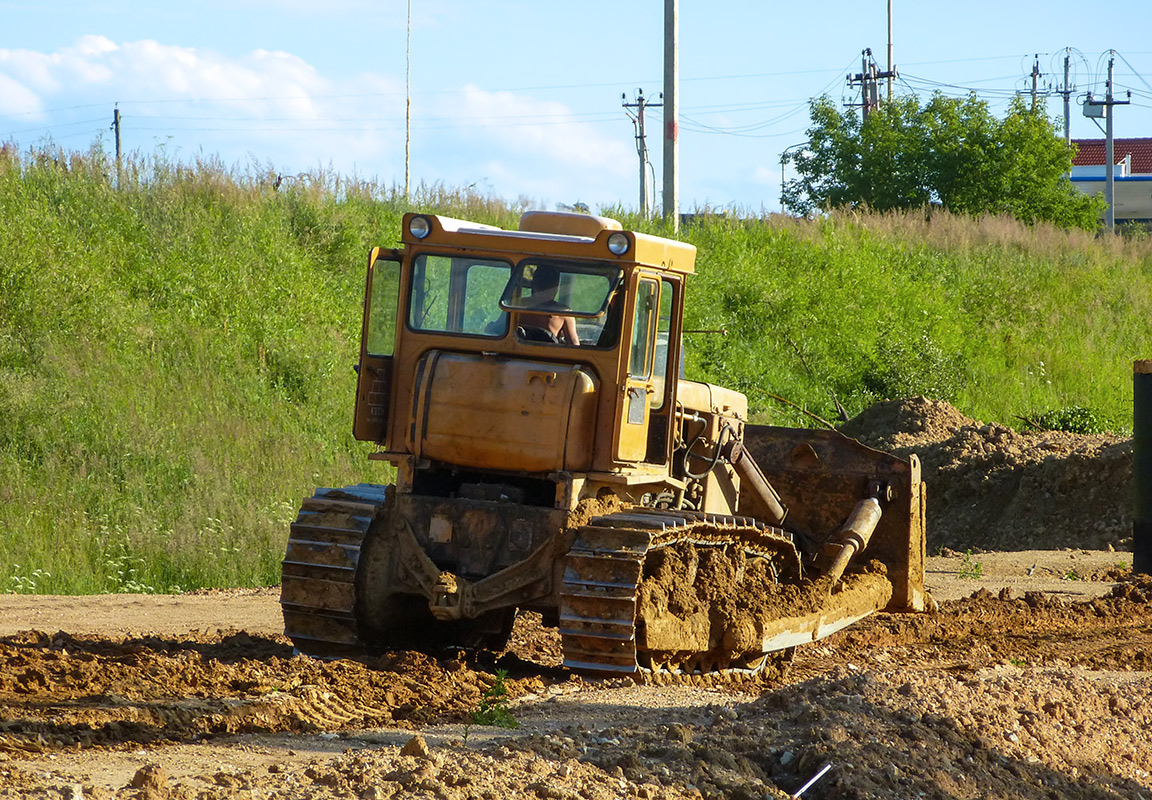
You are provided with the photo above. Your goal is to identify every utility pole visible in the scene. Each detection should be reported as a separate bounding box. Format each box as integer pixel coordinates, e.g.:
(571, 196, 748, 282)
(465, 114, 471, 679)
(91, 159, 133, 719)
(848, 49, 895, 121)
(1060, 50, 1072, 146)
(1084, 56, 1131, 231)
(862, 49, 877, 120)
(662, 0, 679, 231)
(111, 105, 122, 189)
(1029, 55, 1041, 109)
(1105, 57, 1126, 231)
(405, 0, 412, 202)
(780, 140, 809, 211)
(623, 90, 661, 219)
(886, 0, 894, 102)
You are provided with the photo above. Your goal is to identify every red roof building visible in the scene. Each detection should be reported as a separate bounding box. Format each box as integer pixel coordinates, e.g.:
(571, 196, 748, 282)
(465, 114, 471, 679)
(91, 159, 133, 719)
(1071, 137, 1152, 175)
(1069, 138, 1152, 222)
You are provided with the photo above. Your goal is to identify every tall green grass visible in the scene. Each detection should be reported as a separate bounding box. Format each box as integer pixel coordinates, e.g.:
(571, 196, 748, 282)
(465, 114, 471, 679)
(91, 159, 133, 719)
(0, 144, 517, 594)
(669, 210, 1152, 430)
(2, 143, 1149, 593)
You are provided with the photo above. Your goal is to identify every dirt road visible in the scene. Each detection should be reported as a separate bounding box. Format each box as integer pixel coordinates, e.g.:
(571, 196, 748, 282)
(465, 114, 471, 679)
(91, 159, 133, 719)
(0, 549, 1129, 639)
(1, 549, 1147, 800)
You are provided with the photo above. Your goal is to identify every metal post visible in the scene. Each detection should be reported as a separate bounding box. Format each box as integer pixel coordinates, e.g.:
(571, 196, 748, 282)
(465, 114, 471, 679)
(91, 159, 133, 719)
(662, 0, 679, 230)
(1030, 55, 1040, 109)
(624, 91, 661, 220)
(780, 140, 809, 212)
(638, 96, 648, 219)
(1135, 360, 1152, 575)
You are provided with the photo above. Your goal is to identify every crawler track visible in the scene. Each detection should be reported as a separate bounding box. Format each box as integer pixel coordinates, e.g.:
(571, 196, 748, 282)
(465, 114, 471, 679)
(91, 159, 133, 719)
(559, 509, 803, 682)
(282, 493, 879, 683)
(280, 483, 391, 657)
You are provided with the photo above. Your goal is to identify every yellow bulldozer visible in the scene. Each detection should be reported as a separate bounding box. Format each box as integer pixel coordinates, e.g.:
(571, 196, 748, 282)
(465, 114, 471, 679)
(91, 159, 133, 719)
(280, 211, 927, 680)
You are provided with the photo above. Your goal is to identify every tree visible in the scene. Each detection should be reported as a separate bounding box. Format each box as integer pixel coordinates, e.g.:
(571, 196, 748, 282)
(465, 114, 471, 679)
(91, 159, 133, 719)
(783, 93, 1106, 230)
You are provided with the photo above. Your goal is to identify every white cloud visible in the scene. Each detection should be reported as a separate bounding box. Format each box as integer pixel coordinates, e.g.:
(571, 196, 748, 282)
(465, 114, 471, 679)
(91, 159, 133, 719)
(94, 40, 332, 120)
(753, 165, 780, 185)
(0, 35, 630, 207)
(0, 36, 118, 97)
(0, 73, 42, 117)
(73, 35, 119, 59)
(454, 84, 629, 172)
(0, 37, 345, 118)
(0, 36, 408, 165)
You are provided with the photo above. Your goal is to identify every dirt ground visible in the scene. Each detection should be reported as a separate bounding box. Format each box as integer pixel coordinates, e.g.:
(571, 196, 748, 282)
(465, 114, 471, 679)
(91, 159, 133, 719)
(2, 398, 1149, 800)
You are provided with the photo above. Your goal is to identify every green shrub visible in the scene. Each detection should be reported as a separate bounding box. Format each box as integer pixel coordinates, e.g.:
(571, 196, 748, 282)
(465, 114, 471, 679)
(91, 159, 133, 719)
(1020, 406, 1111, 435)
(958, 550, 984, 580)
(468, 669, 518, 729)
(862, 332, 967, 403)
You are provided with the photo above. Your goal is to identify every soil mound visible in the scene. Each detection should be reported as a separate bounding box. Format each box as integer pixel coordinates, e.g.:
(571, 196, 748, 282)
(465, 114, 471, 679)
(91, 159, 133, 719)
(838, 397, 1132, 552)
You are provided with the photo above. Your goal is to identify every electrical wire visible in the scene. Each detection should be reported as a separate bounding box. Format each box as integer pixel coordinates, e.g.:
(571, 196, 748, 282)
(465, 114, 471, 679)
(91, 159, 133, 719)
(0, 117, 108, 139)
(899, 73, 1022, 97)
(1, 50, 1146, 157)
(647, 56, 858, 139)
(676, 105, 809, 137)
(1113, 50, 1152, 95)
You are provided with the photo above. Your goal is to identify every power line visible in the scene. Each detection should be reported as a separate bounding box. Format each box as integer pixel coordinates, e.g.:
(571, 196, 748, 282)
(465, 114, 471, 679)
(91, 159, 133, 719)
(0, 118, 109, 139)
(1112, 50, 1152, 95)
(899, 73, 1022, 96)
(675, 106, 809, 137)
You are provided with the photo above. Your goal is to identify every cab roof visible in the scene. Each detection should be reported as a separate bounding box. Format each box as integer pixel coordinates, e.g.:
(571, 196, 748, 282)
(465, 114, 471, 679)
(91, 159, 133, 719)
(400, 211, 696, 275)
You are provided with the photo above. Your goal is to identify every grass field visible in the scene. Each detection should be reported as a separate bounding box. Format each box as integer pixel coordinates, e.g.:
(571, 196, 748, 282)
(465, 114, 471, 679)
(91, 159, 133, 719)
(2, 143, 1149, 593)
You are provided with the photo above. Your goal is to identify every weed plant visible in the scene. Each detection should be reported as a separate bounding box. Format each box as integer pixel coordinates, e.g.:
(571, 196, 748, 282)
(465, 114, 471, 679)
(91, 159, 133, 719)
(2, 141, 1149, 593)
(467, 670, 519, 730)
(958, 550, 984, 580)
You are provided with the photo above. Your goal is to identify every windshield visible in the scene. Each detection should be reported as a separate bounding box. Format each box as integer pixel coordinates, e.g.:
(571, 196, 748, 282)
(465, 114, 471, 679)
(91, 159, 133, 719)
(499, 260, 624, 347)
(499, 261, 622, 317)
(406, 255, 625, 347)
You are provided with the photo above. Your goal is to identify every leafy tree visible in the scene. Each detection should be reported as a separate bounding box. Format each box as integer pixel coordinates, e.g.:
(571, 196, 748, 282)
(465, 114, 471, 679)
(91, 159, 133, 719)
(783, 93, 1106, 230)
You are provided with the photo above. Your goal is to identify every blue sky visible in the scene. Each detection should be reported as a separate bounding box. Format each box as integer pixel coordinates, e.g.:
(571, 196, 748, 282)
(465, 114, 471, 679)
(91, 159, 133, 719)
(2, 1, 1151, 214)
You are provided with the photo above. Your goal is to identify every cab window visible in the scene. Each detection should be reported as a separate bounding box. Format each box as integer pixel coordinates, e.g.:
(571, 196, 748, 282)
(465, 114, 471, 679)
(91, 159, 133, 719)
(629, 279, 658, 378)
(500, 260, 623, 347)
(366, 257, 400, 356)
(649, 279, 674, 408)
(408, 254, 511, 336)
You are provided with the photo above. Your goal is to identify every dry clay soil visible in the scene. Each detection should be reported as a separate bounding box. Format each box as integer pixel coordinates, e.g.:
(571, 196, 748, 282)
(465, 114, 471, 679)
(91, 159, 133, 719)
(2, 398, 1150, 800)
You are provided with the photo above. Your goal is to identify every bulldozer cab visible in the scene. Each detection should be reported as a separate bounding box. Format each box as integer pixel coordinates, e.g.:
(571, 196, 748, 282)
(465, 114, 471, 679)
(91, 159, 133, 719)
(351, 211, 694, 499)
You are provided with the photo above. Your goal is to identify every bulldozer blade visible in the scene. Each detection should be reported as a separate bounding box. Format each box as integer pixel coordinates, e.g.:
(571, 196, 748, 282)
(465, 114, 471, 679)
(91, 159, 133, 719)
(742, 424, 928, 613)
(756, 571, 894, 652)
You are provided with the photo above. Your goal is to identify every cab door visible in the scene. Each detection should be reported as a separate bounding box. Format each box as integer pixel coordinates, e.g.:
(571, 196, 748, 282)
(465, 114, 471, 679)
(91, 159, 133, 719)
(614, 276, 659, 462)
(353, 248, 401, 444)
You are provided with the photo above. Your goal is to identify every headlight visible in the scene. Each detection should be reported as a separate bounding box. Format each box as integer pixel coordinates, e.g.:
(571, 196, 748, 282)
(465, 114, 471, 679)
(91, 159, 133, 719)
(409, 216, 432, 239)
(607, 232, 630, 255)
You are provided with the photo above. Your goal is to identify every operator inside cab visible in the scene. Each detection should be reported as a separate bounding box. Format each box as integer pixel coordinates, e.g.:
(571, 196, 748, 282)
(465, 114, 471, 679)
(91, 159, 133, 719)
(515, 264, 580, 345)
(498, 260, 623, 348)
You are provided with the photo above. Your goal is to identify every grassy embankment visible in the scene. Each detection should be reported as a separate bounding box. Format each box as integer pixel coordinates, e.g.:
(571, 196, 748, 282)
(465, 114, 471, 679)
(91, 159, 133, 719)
(1, 145, 1149, 593)
(676, 211, 1152, 430)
